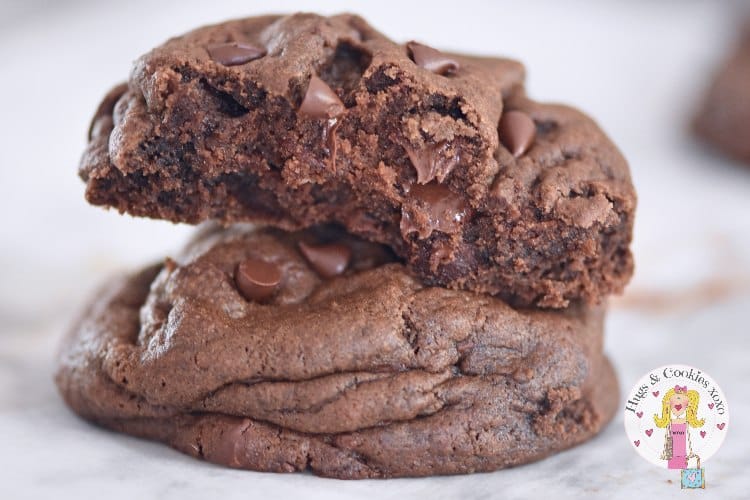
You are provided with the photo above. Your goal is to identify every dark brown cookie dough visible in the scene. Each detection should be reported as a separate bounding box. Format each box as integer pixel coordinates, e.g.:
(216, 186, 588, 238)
(79, 13, 635, 308)
(694, 21, 750, 164)
(56, 225, 618, 479)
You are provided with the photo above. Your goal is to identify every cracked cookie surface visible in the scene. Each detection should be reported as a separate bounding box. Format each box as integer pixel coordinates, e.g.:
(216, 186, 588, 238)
(56, 224, 618, 478)
(79, 12, 635, 308)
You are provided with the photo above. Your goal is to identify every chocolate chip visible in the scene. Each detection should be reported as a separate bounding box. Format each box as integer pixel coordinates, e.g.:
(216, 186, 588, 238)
(87, 82, 128, 140)
(207, 42, 266, 66)
(234, 258, 282, 302)
(299, 76, 345, 119)
(298, 242, 351, 278)
(89, 115, 114, 140)
(211, 419, 251, 466)
(455, 338, 473, 354)
(498, 110, 536, 158)
(405, 142, 461, 184)
(323, 119, 340, 170)
(407, 41, 459, 76)
(400, 183, 469, 239)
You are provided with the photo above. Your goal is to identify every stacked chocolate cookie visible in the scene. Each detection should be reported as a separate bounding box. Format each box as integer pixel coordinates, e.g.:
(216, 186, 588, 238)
(57, 13, 636, 479)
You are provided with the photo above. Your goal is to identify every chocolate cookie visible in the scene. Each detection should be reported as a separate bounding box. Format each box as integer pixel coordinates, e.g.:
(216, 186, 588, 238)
(79, 13, 635, 308)
(56, 225, 618, 479)
(694, 21, 750, 163)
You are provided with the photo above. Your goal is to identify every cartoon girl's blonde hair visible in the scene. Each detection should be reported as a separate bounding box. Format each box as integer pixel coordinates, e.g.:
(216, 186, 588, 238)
(653, 388, 705, 428)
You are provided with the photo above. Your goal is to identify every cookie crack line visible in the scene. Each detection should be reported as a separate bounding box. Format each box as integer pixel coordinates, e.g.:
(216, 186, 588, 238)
(94, 364, 612, 480)
(103, 371, 596, 442)
(112, 357, 566, 434)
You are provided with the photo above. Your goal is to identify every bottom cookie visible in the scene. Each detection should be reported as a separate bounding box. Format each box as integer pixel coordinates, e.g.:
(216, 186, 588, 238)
(56, 225, 618, 479)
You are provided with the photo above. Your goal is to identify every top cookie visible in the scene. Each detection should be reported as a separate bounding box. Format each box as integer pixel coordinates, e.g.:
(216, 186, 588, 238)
(80, 13, 635, 308)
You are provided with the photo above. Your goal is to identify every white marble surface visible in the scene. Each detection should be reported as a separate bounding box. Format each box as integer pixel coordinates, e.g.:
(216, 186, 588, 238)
(1, 1, 749, 498)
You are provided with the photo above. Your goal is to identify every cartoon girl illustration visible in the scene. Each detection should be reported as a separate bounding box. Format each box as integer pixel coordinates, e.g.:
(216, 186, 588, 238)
(654, 385, 705, 469)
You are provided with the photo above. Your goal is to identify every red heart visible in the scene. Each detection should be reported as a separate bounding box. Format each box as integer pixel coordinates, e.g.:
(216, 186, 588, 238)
(717, 423, 725, 430)
(652, 391, 660, 397)
(634, 440, 640, 447)
(708, 403, 715, 409)
(700, 431, 706, 438)
(674, 404, 683, 411)
(645, 429, 653, 437)
(636, 411, 643, 418)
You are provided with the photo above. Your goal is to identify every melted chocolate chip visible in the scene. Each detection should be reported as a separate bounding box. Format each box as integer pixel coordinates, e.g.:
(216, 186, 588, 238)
(498, 110, 536, 158)
(400, 183, 469, 239)
(406, 142, 460, 184)
(298, 242, 351, 278)
(323, 118, 340, 170)
(87, 82, 128, 140)
(211, 419, 251, 466)
(234, 258, 282, 302)
(299, 76, 345, 119)
(207, 42, 266, 66)
(406, 41, 459, 76)
(90, 115, 114, 140)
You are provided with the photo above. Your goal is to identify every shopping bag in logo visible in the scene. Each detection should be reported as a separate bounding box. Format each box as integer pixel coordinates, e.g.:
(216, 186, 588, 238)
(680, 454, 705, 489)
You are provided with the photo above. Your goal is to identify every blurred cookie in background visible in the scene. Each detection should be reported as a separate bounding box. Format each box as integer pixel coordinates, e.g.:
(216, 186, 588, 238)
(693, 20, 750, 164)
